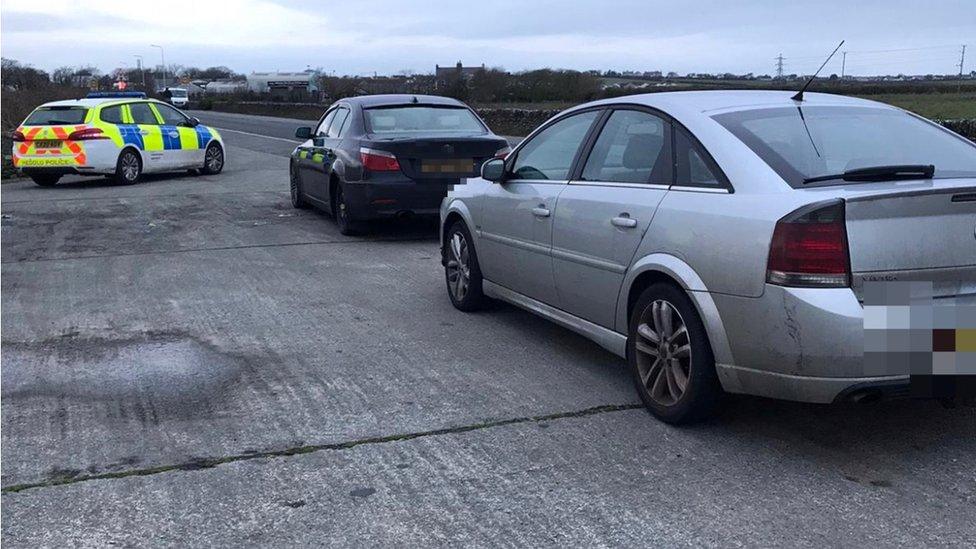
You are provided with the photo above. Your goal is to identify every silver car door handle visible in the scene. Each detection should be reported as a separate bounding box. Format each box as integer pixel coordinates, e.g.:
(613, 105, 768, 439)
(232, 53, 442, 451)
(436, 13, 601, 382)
(611, 216, 638, 228)
(139, 130, 149, 135)
(532, 207, 551, 218)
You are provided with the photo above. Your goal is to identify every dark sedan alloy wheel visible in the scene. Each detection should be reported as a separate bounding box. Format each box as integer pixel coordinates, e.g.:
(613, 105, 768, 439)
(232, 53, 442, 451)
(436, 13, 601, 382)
(635, 299, 693, 406)
(446, 231, 471, 302)
(289, 166, 307, 208)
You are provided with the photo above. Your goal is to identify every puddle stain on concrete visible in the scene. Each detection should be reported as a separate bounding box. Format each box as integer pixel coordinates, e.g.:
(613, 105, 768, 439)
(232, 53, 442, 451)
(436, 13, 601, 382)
(1, 329, 271, 423)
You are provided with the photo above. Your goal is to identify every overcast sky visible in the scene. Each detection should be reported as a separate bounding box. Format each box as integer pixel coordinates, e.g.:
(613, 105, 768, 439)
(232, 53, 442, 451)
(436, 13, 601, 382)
(2, 0, 973, 76)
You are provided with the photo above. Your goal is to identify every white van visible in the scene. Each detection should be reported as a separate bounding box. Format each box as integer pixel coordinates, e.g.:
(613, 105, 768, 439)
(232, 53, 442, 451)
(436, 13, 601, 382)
(164, 87, 189, 108)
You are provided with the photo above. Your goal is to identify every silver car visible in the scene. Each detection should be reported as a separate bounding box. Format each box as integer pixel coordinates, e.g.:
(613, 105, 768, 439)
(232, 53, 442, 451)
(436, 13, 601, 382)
(440, 90, 976, 424)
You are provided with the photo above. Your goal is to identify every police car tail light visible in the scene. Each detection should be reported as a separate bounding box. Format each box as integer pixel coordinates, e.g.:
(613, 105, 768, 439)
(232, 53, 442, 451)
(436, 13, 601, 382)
(68, 128, 109, 141)
(360, 148, 400, 172)
(12, 130, 26, 142)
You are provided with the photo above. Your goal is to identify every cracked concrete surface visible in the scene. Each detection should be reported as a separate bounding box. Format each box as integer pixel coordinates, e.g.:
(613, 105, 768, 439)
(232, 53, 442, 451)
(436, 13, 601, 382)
(2, 112, 974, 547)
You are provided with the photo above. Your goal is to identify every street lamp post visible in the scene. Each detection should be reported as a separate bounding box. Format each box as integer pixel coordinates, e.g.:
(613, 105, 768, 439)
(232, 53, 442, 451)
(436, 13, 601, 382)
(134, 55, 145, 87)
(150, 44, 165, 90)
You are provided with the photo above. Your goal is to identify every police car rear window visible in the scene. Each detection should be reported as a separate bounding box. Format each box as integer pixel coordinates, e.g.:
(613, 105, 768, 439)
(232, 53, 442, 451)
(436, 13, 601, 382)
(101, 106, 124, 124)
(24, 107, 88, 126)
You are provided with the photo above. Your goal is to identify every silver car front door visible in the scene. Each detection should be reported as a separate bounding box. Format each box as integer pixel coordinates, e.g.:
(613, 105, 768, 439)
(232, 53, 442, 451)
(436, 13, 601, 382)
(552, 109, 674, 328)
(479, 110, 602, 305)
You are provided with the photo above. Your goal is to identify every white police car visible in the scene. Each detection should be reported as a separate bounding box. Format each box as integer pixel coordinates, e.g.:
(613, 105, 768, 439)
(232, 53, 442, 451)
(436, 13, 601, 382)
(12, 92, 223, 186)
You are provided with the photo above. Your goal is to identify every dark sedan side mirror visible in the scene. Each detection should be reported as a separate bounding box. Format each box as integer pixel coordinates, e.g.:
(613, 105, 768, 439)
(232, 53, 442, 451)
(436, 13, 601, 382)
(481, 158, 506, 182)
(295, 126, 312, 139)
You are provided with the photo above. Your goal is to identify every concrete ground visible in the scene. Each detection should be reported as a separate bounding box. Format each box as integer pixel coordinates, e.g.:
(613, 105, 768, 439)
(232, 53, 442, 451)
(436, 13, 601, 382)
(2, 112, 974, 547)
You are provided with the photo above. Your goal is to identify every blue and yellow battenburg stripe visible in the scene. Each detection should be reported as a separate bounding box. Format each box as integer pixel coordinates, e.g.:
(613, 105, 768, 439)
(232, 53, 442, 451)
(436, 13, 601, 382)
(89, 100, 219, 152)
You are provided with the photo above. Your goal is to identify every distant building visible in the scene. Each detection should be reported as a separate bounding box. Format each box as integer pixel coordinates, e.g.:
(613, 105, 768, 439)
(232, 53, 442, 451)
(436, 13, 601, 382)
(435, 61, 485, 90)
(70, 72, 97, 88)
(183, 83, 206, 97)
(205, 80, 247, 94)
(246, 71, 319, 96)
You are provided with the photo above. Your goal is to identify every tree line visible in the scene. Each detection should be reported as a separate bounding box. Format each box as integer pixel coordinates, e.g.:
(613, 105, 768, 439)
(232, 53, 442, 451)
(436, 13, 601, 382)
(2, 58, 244, 92)
(318, 68, 603, 104)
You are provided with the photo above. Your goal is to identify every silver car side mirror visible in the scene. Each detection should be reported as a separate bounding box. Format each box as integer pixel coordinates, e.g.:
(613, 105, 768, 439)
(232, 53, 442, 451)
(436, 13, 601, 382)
(481, 158, 506, 182)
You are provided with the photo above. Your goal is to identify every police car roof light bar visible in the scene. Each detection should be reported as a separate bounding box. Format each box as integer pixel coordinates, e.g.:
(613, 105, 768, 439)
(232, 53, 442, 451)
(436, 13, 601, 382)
(86, 91, 147, 99)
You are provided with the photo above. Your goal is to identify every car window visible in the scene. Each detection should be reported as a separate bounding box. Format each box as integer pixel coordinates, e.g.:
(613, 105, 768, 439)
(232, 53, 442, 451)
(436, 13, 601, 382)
(581, 109, 671, 184)
(510, 111, 600, 181)
(154, 103, 188, 125)
(100, 105, 124, 124)
(328, 108, 350, 138)
(24, 107, 88, 125)
(364, 106, 485, 135)
(129, 102, 159, 125)
(674, 128, 724, 188)
(316, 110, 337, 136)
(712, 106, 976, 187)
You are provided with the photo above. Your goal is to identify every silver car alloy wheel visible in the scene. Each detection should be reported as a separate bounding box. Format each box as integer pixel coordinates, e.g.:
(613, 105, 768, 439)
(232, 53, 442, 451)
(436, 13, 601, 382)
(121, 152, 140, 181)
(635, 299, 692, 406)
(206, 145, 223, 172)
(446, 232, 470, 301)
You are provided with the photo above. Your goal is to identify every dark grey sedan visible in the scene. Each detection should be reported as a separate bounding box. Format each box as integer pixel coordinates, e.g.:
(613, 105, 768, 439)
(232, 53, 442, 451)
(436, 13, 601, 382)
(290, 94, 510, 234)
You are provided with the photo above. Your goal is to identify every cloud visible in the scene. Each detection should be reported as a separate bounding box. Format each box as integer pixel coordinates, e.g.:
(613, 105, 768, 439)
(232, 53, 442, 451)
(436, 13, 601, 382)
(2, 0, 344, 48)
(1, 0, 972, 76)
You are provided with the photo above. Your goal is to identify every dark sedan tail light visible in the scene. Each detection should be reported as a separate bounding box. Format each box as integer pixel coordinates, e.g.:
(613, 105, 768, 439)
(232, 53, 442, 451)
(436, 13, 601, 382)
(360, 147, 401, 172)
(766, 200, 850, 288)
(494, 146, 512, 159)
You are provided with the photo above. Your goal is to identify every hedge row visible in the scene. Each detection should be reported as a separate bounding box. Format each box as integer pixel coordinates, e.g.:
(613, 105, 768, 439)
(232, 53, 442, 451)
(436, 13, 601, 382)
(942, 119, 976, 140)
(200, 101, 976, 140)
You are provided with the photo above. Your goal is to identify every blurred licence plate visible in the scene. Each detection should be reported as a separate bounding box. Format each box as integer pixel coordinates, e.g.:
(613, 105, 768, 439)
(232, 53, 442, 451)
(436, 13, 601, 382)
(421, 159, 474, 173)
(34, 140, 62, 149)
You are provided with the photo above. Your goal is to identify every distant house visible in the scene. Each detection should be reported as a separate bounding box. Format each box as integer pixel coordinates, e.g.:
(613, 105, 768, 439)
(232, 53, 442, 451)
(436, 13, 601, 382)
(435, 61, 485, 90)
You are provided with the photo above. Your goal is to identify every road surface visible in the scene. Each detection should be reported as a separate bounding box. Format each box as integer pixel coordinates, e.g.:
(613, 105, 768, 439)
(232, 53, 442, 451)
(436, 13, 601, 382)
(2, 111, 973, 547)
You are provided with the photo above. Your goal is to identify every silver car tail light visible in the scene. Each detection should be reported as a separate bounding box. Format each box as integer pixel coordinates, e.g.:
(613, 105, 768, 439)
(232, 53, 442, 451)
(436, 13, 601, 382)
(766, 200, 850, 288)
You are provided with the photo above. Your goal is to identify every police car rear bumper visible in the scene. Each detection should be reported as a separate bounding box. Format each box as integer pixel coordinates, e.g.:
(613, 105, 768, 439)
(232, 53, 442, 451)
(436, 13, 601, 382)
(19, 166, 102, 176)
(13, 139, 120, 174)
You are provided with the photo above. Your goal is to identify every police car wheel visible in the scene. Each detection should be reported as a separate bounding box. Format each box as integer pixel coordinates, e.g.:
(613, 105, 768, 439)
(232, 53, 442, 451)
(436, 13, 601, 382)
(114, 150, 142, 185)
(30, 174, 60, 187)
(202, 143, 224, 175)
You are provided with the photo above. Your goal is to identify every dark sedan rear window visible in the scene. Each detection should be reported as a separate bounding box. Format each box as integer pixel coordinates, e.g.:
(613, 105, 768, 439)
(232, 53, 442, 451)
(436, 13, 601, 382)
(364, 106, 485, 134)
(23, 106, 88, 126)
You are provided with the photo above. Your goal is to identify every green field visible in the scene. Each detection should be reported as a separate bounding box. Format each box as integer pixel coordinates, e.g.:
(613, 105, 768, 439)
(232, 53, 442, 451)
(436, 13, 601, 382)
(477, 91, 976, 121)
(862, 92, 976, 120)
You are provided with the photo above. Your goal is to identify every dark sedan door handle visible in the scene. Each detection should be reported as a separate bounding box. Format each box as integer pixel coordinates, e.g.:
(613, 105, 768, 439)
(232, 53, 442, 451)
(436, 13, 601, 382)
(532, 207, 551, 218)
(611, 215, 638, 228)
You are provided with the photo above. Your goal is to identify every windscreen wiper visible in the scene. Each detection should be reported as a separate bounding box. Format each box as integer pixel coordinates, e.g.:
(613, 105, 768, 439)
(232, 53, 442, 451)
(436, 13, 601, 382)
(802, 164, 935, 184)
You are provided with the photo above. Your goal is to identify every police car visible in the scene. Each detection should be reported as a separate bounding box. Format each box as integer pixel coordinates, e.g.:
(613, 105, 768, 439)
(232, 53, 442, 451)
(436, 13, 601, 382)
(11, 92, 223, 187)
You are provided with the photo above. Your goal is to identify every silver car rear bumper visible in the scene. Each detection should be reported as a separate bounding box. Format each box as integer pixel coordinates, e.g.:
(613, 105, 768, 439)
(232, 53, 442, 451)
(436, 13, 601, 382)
(710, 284, 909, 403)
